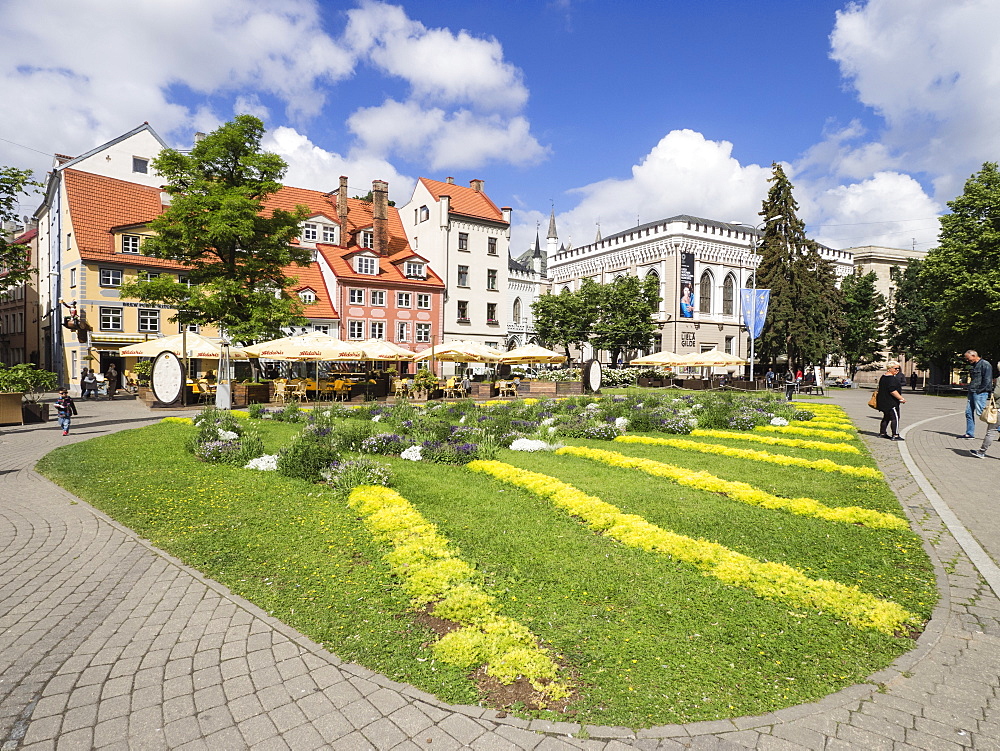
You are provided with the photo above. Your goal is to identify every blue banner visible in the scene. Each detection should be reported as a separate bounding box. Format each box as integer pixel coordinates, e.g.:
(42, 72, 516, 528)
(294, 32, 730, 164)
(740, 289, 770, 339)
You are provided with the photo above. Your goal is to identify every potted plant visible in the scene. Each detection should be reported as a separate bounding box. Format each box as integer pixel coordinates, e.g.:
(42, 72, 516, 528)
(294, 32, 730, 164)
(0, 364, 59, 423)
(412, 367, 438, 398)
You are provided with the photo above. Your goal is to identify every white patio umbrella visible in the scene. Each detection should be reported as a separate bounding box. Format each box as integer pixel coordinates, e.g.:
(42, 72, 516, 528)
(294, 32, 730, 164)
(629, 350, 683, 366)
(242, 331, 367, 361)
(412, 341, 504, 363)
(120, 333, 249, 359)
(674, 349, 747, 367)
(500, 344, 567, 364)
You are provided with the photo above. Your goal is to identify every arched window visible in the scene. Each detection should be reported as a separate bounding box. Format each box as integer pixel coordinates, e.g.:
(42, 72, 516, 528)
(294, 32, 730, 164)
(746, 274, 755, 289)
(722, 274, 735, 316)
(512, 297, 522, 324)
(698, 271, 713, 314)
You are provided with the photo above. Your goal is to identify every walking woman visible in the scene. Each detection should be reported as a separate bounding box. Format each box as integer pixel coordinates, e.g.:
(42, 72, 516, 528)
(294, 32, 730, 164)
(877, 360, 907, 440)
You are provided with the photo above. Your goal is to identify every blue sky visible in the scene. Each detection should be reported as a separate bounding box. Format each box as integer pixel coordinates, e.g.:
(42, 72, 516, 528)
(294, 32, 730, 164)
(2, 0, 996, 255)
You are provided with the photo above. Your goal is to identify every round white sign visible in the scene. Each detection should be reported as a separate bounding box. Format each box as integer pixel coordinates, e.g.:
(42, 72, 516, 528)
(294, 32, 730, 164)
(151, 351, 185, 404)
(584, 359, 602, 392)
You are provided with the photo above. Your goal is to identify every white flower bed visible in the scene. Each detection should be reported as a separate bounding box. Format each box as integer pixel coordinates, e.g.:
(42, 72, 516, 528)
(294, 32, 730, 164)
(219, 429, 239, 440)
(244, 454, 278, 471)
(509, 438, 561, 452)
(770, 417, 789, 426)
(401, 445, 423, 461)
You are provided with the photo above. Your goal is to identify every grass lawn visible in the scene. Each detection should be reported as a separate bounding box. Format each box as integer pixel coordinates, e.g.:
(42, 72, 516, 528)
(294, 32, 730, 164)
(35, 403, 936, 728)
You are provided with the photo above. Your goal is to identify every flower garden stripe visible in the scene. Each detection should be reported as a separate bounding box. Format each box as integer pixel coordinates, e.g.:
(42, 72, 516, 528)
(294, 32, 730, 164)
(690, 429, 860, 454)
(466, 461, 917, 635)
(614, 435, 877, 478)
(756, 425, 855, 440)
(794, 420, 856, 431)
(556, 446, 906, 530)
(347, 485, 570, 698)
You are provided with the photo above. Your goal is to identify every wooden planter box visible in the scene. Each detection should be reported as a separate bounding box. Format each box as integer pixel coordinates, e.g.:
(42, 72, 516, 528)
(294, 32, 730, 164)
(233, 382, 271, 406)
(22, 402, 50, 423)
(0, 392, 24, 425)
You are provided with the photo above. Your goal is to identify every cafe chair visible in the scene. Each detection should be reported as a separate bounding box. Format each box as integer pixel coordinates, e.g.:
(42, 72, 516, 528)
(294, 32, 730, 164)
(272, 380, 289, 406)
(499, 380, 517, 398)
(290, 380, 308, 402)
(333, 379, 352, 402)
(443, 377, 461, 399)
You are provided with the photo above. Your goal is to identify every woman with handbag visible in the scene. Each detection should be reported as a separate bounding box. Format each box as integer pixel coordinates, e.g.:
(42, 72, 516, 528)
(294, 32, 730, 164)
(970, 382, 1000, 458)
(877, 361, 907, 440)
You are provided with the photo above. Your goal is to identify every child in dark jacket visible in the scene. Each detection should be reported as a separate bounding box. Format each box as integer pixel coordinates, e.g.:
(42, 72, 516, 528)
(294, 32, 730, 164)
(54, 389, 78, 436)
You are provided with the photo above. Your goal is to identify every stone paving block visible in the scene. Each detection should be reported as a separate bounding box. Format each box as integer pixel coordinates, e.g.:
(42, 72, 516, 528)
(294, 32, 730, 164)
(54, 726, 93, 750)
(835, 723, 896, 750)
(96, 694, 131, 723)
(437, 713, 490, 745)
(492, 726, 547, 749)
(162, 695, 196, 724)
(279, 722, 328, 751)
(20, 715, 63, 745)
(195, 705, 234, 736)
(904, 728, 967, 750)
(201, 725, 247, 750)
(131, 683, 164, 711)
(386, 704, 435, 736)
(60, 703, 98, 734)
(766, 723, 827, 750)
(268, 702, 308, 734)
(849, 710, 908, 741)
(236, 713, 281, 744)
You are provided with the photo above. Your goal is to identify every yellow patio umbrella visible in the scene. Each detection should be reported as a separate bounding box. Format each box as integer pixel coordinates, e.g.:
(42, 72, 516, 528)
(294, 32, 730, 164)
(674, 349, 747, 367)
(413, 341, 504, 363)
(629, 350, 683, 366)
(242, 331, 366, 361)
(120, 333, 249, 359)
(356, 339, 416, 361)
(500, 343, 567, 364)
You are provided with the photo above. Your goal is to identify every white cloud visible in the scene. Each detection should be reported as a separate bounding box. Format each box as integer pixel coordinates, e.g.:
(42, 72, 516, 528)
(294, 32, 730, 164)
(829, 0, 1000, 201)
(347, 99, 547, 170)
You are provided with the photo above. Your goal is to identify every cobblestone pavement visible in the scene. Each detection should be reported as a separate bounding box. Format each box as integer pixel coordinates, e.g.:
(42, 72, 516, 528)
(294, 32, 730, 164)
(2, 391, 999, 750)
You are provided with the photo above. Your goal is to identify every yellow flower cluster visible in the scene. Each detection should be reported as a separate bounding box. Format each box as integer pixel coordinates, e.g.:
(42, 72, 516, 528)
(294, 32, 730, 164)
(161, 416, 193, 424)
(346, 486, 570, 698)
(795, 419, 855, 431)
(756, 425, 855, 440)
(466, 461, 916, 634)
(615, 435, 878, 478)
(555, 446, 905, 530)
(690, 429, 860, 454)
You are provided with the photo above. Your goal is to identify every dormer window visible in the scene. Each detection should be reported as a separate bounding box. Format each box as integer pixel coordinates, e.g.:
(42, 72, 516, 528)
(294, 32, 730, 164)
(122, 234, 142, 254)
(360, 230, 374, 249)
(298, 288, 317, 304)
(356, 256, 378, 275)
(303, 223, 318, 242)
(300, 218, 339, 246)
(322, 224, 337, 243)
(405, 261, 425, 278)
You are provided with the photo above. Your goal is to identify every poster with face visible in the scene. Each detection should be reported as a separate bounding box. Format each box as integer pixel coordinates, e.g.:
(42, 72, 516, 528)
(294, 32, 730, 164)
(679, 251, 695, 318)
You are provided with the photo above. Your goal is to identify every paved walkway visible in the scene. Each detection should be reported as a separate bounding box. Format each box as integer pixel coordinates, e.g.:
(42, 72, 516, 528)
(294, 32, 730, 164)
(1, 391, 999, 750)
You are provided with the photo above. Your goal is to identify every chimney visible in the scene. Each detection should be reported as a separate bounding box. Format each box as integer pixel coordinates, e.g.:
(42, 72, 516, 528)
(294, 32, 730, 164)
(445, 176, 454, 185)
(337, 176, 348, 238)
(372, 179, 389, 256)
(194, 132, 206, 144)
(470, 178, 484, 192)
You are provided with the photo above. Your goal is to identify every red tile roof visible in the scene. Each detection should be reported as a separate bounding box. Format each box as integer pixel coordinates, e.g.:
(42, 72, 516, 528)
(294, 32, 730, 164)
(418, 177, 507, 223)
(283, 260, 338, 319)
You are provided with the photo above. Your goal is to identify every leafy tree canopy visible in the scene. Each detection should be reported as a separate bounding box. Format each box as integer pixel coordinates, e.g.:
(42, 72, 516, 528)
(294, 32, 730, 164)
(119, 115, 312, 341)
(590, 274, 661, 364)
(838, 271, 885, 376)
(886, 260, 940, 371)
(531, 283, 597, 359)
(0, 166, 41, 294)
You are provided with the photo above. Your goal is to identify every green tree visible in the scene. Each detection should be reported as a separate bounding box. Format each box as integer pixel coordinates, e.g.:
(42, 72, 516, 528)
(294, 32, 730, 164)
(919, 162, 1000, 362)
(838, 271, 885, 377)
(532, 282, 598, 360)
(590, 275, 661, 365)
(0, 166, 41, 295)
(755, 163, 842, 372)
(886, 260, 941, 372)
(119, 115, 311, 341)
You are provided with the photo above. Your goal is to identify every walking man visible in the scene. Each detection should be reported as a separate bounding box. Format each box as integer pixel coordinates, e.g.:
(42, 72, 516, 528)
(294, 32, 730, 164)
(960, 350, 993, 439)
(105, 363, 119, 400)
(54, 388, 78, 436)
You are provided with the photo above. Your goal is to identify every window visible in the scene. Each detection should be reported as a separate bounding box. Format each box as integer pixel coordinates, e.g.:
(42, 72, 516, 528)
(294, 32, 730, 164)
(69, 268, 77, 288)
(349, 288, 365, 305)
(418, 205, 429, 222)
(417, 293, 431, 309)
(356, 256, 377, 275)
(299, 289, 317, 304)
(487, 303, 497, 323)
(458, 232, 469, 251)
(302, 223, 318, 241)
(314, 325, 330, 334)
(698, 271, 713, 314)
(138, 308, 159, 332)
(348, 320, 364, 339)
(488, 237, 497, 255)
(369, 321, 385, 339)
(132, 157, 148, 174)
(725, 336, 734, 354)
(396, 292, 411, 308)
(722, 275, 735, 316)
(370, 290, 386, 306)
(487, 269, 498, 290)
(322, 224, 337, 243)
(100, 307, 122, 331)
(396, 322, 409, 342)
(100, 268, 122, 287)
(122, 234, 141, 254)
(360, 231, 374, 249)
(512, 297, 522, 324)
(140, 271, 159, 282)
(457, 265, 469, 287)
(405, 261, 424, 278)
(180, 322, 200, 334)
(416, 323, 431, 342)
(457, 300, 469, 321)
(178, 275, 191, 286)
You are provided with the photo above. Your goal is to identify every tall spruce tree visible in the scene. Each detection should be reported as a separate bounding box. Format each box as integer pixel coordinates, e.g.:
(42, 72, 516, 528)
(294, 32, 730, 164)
(886, 260, 940, 371)
(119, 115, 311, 341)
(755, 163, 842, 373)
(919, 162, 1000, 363)
(838, 270, 885, 377)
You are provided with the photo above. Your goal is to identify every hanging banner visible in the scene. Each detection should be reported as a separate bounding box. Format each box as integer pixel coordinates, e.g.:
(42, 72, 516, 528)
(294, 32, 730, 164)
(740, 288, 770, 339)
(679, 251, 695, 318)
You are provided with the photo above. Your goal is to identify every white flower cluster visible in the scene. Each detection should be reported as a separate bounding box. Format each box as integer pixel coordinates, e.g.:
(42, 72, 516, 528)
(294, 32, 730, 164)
(371, 414, 382, 422)
(218, 429, 239, 440)
(244, 454, 278, 471)
(540, 417, 556, 426)
(614, 417, 629, 431)
(770, 417, 789, 426)
(585, 403, 601, 412)
(509, 438, 561, 452)
(401, 445, 423, 461)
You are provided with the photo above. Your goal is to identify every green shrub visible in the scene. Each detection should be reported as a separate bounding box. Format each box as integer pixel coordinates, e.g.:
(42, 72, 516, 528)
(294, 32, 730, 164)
(277, 430, 340, 482)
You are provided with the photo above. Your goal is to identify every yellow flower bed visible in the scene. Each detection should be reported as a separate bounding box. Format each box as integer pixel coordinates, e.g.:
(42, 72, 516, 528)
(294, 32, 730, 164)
(690, 429, 860, 454)
(556, 446, 905, 530)
(615, 435, 877, 478)
(161, 416, 193, 424)
(794, 419, 855, 431)
(347, 486, 570, 699)
(756, 425, 855, 440)
(466, 461, 916, 635)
